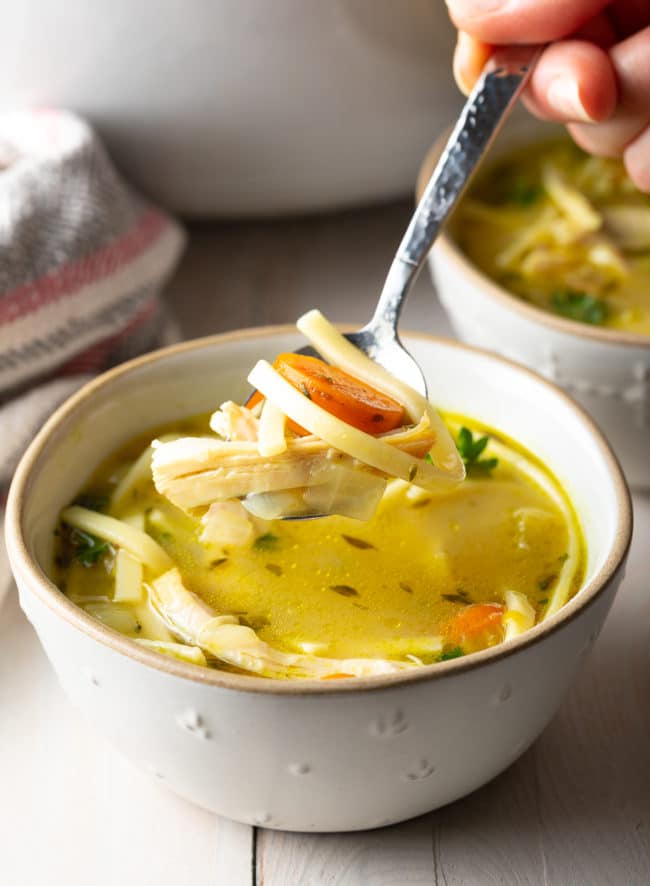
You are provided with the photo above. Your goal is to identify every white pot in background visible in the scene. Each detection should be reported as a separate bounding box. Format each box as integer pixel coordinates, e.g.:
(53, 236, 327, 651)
(0, 1, 460, 215)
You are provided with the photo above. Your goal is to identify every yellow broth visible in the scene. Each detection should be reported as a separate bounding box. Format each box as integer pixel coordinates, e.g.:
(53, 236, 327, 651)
(453, 138, 650, 335)
(54, 416, 584, 668)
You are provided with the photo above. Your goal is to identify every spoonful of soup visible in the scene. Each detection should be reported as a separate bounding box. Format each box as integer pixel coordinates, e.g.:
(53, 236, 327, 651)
(152, 47, 541, 522)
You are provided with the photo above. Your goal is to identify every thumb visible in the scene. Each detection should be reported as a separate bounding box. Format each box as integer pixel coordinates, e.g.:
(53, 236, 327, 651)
(446, 0, 611, 44)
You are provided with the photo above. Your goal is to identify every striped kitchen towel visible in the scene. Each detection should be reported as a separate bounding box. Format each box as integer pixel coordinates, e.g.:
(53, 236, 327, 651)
(0, 108, 186, 603)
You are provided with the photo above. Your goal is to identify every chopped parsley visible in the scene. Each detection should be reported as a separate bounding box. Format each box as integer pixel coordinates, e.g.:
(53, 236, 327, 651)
(550, 289, 608, 326)
(538, 574, 556, 591)
(329, 584, 359, 598)
(442, 591, 471, 604)
(438, 646, 464, 662)
(72, 491, 109, 512)
(265, 563, 283, 576)
(457, 426, 498, 477)
(507, 176, 542, 207)
(341, 534, 376, 550)
(69, 528, 112, 568)
(253, 533, 279, 551)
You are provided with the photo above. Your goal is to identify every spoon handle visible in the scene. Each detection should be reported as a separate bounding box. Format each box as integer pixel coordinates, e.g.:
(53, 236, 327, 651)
(370, 44, 543, 333)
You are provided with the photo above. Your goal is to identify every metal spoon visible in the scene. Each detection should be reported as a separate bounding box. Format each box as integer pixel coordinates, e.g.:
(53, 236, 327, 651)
(247, 46, 541, 519)
(299, 45, 542, 395)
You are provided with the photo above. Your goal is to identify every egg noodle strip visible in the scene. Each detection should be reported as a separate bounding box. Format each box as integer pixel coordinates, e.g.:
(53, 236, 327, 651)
(482, 439, 580, 620)
(113, 548, 143, 603)
(110, 434, 182, 515)
(61, 505, 172, 575)
(257, 399, 288, 457)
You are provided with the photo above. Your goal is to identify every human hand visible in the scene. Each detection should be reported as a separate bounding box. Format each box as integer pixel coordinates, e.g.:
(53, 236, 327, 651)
(447, 0, 650, 192)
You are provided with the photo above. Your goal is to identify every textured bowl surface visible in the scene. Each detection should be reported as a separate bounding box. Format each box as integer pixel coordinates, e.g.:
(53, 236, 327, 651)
(420, 117, 650, 489)
(5, 329, 632, 831)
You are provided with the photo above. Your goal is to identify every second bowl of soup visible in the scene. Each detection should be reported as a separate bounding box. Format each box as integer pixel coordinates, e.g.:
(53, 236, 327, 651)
(421, 118, 650, 488)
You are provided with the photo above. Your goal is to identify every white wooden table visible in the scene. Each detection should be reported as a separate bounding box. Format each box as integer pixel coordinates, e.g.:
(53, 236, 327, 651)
(3, 202, 650, 885)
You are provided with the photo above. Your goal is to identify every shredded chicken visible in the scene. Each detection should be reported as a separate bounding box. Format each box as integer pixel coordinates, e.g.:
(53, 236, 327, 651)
(152, 416, 436, 512)
(199, 500, 257, 547)
(210, 401, 260, 441)
(149, 568, 417, 679)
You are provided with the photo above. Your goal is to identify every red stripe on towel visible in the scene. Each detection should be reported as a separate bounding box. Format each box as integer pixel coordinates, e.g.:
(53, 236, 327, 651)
(56, 298, 160, 376)
(0, 209, 168, 326)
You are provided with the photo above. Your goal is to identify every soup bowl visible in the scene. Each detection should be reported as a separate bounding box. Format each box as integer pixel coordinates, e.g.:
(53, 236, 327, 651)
(5, 328, 631, 832)
(419, 118, 650, 490)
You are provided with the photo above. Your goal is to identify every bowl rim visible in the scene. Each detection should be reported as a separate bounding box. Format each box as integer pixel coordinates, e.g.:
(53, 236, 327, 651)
(5, 325, 633, 696)
(416, 138, 650, 349)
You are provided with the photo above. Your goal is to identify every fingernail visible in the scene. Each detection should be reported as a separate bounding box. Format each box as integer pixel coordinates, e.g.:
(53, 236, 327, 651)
(446, 0, 505, 12)
(453, 32, 473, 96)
(547, 78, 595, 123)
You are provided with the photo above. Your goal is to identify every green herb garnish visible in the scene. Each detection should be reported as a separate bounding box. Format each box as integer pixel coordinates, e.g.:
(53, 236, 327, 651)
(341, 534, 376, 550)
(265, 563, 283, 576)
(442, 592, 471, 604)
(507, 176, 542, 207)
(253, 533, 279, 551)
(538, 574, 556, 591)
(438, 646, 464, 662)
(550, 289, 608, 325)
(300, 383, 312, 400)
(72, 492, 109, 512)
(457, 427, 498, 477)
(329, 584, 359, 598)
(70, 528, 112, 568)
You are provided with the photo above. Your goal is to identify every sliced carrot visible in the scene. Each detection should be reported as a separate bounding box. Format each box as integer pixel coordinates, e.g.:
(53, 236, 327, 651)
(270, 353, 405, 436)
(246, 389, 264, 411)
(445, 603, 505, 650)
(321, 672, 354, 680)
(243, 353, 406, 436)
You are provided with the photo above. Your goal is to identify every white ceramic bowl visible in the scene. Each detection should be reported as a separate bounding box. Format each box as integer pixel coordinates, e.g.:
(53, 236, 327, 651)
(420, 119, 650, 490)
(5, 328, 631, 832)
(0, 1, 460, 215)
